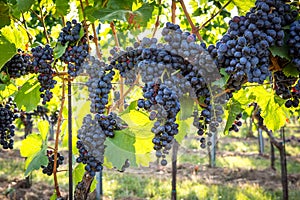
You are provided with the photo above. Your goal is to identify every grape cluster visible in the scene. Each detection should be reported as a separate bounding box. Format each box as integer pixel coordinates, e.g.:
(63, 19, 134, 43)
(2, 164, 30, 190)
(76, 114, 105, 176)
(207, 0, 298, 90)
(33, 105, 49, 120)
(49, 110, 59, 125)
(287, 20, 300, 70)
(273, 71, 299, 108)
(105, 22, 227, 156)
(31, 45, 57, 104)
(41, 150, 64, 176)
(59, 19, 89, 77)
(1, 49, 33, 78)
(20, 111, 33, 137)
(95, 112, 123, 138)
(229, 113, 243, 132)
(82, 56, 114, 114)
(138, 82, 180, 163)
(0, 98, 18, 149)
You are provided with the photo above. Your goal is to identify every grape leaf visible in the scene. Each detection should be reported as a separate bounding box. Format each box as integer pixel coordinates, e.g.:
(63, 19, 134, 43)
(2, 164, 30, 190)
(132, 3, 154, 26)
(88, 8, 132, 23)
(73, 163, 85, 186)
(54, 42, 68, 60)
(1, 24, 28, 50)
(0, 35, 16, 69)
(20, 133, 43, 157)
(20, 133, 48, 176)
(104, 129, 136, 170)
(179, 96, 194, 120)
(24, 145, 48, 176)
(269, 45, 291, 60)
(282, 63, 299, 78)
(17, 0, 34, 12)
(231, 0, 255, 15)
(0, 2, 11, 28)
(175, 118, 193, 143)
(15, 78, 41, 111)
(249, 86, 287, 131)
(224, 99, 243, 134)
(38, 120, 49, 141)
(106, 0, 134, 10)
(53, 0, 70, 16)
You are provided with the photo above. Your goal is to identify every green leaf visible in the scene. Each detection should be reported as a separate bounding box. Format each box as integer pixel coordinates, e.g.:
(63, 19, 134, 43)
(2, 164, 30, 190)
(282, 63, 299, 77)
(88, 8, 131, 22)
(120, 109, 151, 127)
(1, 24, 28, 51)
(53, 0, 70, 16)
(14, 78, 41, 111)
(175, 118, 193, 143)
(249, 86, 287, 131)
(17, 0, 34, 12)
(0, 35, 16, 69)
(50, 192, 57, 200)
(0, 2, 11, 28)
(179, 96, 194, 120)
(132, 3, 154, 26)
(20, 133, 43, 157)
(20, 133, 48, 176)
(106, 0, 134, 10)
(54, 42, 68, 60)
(232, 0, 255, 15)
(269, 45, 291, 60)
(73, 163, 85, 186)
(24, 145, 48, 176)
(104, 129, 136, 170)
(224, 99, 243, 134)
(37, 120, 49, 141)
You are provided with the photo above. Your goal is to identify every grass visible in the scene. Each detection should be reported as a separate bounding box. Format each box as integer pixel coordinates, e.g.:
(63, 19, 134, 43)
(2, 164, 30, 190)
(101, 171, 300, 200)
(1, 127, 300, 199)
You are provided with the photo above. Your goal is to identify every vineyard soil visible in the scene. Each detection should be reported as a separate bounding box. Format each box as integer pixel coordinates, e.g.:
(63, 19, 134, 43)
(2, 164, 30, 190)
(1, 136, 299, 200)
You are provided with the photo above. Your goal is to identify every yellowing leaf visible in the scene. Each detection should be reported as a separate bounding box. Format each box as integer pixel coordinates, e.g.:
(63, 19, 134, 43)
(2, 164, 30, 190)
(20, 133, 43, 157)
(38, 120, 49, 141)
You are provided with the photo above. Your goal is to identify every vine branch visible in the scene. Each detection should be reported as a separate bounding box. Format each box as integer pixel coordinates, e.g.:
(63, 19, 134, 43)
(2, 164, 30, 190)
(21, 12, 33, 45)
(178, 0, 202, 41)
(39, 6, 50, 44)
(152, 0, 162, 38)
(198, 0, 232, 31)
(110, 21, 123, 112)
(52, 77, 67, 198)
(171, 0, 176, 24)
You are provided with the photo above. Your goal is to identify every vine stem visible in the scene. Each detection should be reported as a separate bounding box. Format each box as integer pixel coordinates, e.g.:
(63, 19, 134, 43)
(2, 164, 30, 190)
(110, 21, 123, 112)
(178, 0, 202, 41)
(21, 12, 33, 45)
(85, 0, 102, 59)
(111, 75, 140, 111)
(171, 0, 176, 24)
(39, 6, 50, 44)
(197, 0, 232, 31)
(79, 0, 90, 48)
(152, 0, 162, 38)
(52, 77, 66, 198)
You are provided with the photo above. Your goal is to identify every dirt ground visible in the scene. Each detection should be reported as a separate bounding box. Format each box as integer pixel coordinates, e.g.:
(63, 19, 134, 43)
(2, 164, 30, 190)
(0, 139, 300, 200)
